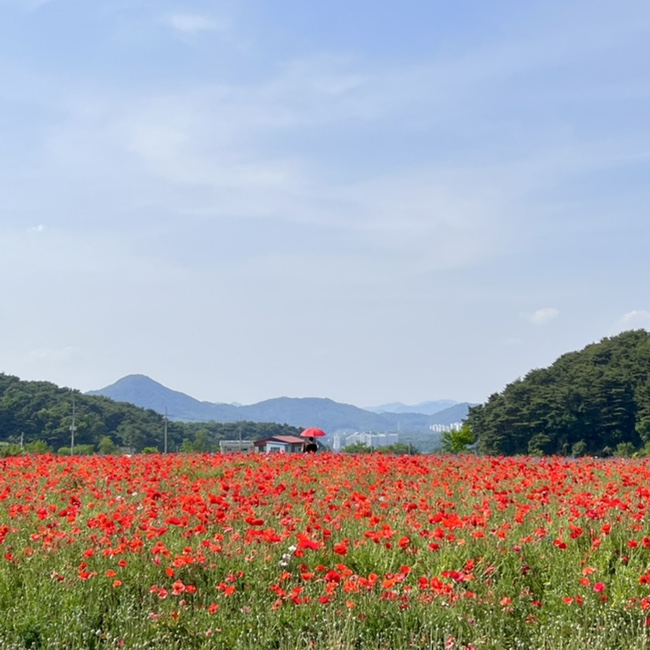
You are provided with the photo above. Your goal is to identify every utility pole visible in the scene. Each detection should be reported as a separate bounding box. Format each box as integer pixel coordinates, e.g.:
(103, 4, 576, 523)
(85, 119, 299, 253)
(164, 407, 168, 454)
(70, 391, 77, 455)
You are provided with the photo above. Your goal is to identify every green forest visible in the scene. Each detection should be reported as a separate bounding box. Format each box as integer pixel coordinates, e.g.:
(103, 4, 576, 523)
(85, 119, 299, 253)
(467, 329, 650, 456)
(0, 373, 301, 455)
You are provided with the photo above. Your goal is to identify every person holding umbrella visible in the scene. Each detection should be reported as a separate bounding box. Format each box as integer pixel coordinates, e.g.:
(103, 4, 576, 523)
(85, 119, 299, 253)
(300, 427, 326, 453)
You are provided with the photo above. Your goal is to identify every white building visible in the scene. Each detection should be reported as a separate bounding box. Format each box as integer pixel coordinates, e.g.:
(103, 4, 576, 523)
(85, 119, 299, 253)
(334, 432, 399, 451)
(429, 422, 464, 433)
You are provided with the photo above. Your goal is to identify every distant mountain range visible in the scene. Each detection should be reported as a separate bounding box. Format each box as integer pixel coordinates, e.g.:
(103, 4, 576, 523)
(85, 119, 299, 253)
(365, 400, 459, 415)
(87, 375, 473, 434)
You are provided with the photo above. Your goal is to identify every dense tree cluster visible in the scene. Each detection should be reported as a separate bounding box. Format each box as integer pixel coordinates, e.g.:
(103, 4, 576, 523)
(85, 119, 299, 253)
(0, 374, 301, 454)
(341, 442, 419, 455)
(467, 330, 650, 456)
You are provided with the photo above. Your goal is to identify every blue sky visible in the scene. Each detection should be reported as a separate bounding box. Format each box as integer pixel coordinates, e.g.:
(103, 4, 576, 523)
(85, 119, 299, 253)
(1, 0, 649, 408)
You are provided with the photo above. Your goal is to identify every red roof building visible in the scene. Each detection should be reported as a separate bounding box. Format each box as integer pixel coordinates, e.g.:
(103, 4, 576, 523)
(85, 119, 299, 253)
(254, 435, 305, 454)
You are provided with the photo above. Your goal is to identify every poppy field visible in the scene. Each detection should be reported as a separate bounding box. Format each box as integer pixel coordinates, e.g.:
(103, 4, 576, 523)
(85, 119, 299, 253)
(2, 453, 650, 649)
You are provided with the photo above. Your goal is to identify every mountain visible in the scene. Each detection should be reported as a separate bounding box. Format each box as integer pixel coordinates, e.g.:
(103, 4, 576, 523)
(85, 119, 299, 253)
(365, 400, 458, 415)
(86, 374, 239, 422)
(421, 402, 473, 425)
(88, 375, 472, 434)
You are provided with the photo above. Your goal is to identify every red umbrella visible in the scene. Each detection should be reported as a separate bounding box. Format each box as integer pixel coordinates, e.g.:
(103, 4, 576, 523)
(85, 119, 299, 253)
(300, 427, 327, 438)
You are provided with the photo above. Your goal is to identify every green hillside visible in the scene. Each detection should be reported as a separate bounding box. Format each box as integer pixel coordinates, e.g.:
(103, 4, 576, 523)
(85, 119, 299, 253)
(467, 329, 650, 456)
(0, 373, 300, 454)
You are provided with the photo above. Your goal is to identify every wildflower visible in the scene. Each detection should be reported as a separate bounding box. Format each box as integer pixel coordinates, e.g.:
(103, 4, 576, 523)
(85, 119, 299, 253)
(333, 541, 348, 556)
(325, 570, 341, 583)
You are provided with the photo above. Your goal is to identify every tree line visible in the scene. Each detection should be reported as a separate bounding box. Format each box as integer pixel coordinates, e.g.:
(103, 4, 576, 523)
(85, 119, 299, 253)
(0, 373, 302, 455)
(466, 330, 650, 456)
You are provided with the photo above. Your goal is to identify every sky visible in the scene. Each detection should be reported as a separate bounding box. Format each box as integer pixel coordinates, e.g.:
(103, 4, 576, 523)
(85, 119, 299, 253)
(1, 0, 649, 408)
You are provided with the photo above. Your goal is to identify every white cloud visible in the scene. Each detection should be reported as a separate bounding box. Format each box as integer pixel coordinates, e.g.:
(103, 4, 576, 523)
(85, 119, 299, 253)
(1, 24, 642, 300)
(163, 14, 225, 34)
(524, 308, 559, 326)
(616, 310, 650, 330)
